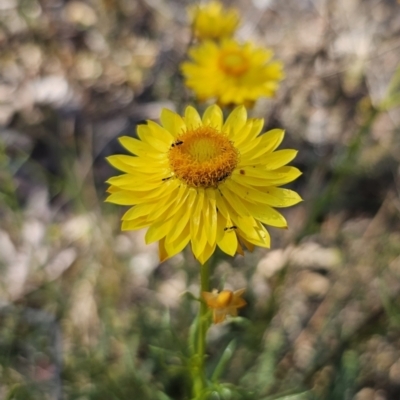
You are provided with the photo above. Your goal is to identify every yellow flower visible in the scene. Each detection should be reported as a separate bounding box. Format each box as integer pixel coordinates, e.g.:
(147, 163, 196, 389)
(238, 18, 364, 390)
(105, 105, 301, 264)
(181, 39, 284, 106)
(202, 289, 246, 324)
(189, 1, 239, 41)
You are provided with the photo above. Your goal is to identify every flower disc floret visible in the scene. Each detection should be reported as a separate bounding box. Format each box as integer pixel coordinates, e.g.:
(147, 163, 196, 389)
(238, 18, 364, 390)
(105, 105, 302, 264)
(169, 126, 239, 188)
(218, 49, 249, 76)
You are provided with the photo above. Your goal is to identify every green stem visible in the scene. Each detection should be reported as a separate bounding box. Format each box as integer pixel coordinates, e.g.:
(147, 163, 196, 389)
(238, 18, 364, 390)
(193, 260, 210, 399)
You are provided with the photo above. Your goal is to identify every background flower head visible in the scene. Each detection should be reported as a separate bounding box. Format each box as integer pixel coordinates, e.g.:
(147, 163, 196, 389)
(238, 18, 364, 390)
(202, 289, 247, 324)
(181, 39, 284, 106)
(189, 1, 240, 41)
(106, 105, 301, 264)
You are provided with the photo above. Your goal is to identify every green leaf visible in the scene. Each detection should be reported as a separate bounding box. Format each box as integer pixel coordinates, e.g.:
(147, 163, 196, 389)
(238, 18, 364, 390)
(211, 339, 237, 382)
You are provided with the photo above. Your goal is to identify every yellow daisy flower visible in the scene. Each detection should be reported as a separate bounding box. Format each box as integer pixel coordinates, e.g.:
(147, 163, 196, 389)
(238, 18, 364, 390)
(189, 1, 240, 41)
(202, 288, 247, 324)
(181, 39, 284, 106)
(105, 105, 301, 264)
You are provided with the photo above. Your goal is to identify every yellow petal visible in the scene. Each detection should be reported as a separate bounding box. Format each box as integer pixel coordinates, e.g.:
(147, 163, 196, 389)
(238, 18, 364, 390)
(174, 184, 192, 208)
(136, 125, 170, 152)
(243, 200, 287, 228)
(119, 136, 164, 159)
(205, 189, 217, 245)
(260, 128, 285, 152)
(217, 229, 238, 256)
(222, 106, 247, 138)
(238, 234, 255, 252)
(159, 238, 169, 262)
(201, 196, 211, 244)
(167, 189, 197, 242)
(122, 203, 155, 221)
(112, 184, 164, 204)
(216, 291, 234, 308)
(145, 216, 175, 244)
(106, 185, 121, 193)
(106, 180, 178, 205)
(237, 135, 261, 155)
(225, 180, 302, 208)
(191, 216, 208, 262)
(242, 129, 285, 159)
(248, 118, 264, 138)
(164, 225, 191, 258)
(146, 120, 175, 144)
(222, 179, 248, 199)
(232, 166, 302, 187)
(214, 189, 230, 219)
(106, 155, 137, 174)
(232, 215, 258, 238)
(121, 217, 148, 231)
(202, 104, 223, 130)
(184, 106, 202, 129)
(260, 187, 303, 207)
(106, 174, 162, 190)
(160, 108, 186, 138)
(253, 221, 271, 247)
(202, 291, 218, 308)
(107, 154, 168, 172)
(219, 184, 250, 217)
(149, 186, 182, 221)
(259, 149, 298, 170)
(105, 191, 143, 205)
(215, 195, 267, 246)
(190, 189, 204, 240)
(231, 120, 254, 147)
(234, 118, 264, 149)
(213, 309, 227, 324)
(233, 292, 246, 309)
(216, 211, 227, 243)
(197, 241, 216, 265)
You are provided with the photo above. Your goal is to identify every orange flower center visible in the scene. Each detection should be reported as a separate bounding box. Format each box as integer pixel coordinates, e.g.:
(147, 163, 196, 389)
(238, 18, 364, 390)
(219, 49, 249, 76)
(168, 126, 239, 188)
(216, 290, 233, 308)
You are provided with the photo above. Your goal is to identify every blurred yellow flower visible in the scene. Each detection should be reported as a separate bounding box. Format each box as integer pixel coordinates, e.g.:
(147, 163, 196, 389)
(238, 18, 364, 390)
(105, 105, 301, 264)
(202, 289, 246, 324)
(181, 39, 284, 106)
(190, 1, 239, 41)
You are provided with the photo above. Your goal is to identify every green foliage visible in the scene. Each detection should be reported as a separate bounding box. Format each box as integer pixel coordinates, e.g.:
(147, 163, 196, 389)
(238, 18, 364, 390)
(1, 0, 400, 399)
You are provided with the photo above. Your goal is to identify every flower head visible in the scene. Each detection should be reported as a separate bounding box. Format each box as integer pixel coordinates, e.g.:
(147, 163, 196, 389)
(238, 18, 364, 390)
(189, 1, 239, 41)
(181, 39, 284, 106)
(105, 105, 301, 264)
(202, 289, 246, 324)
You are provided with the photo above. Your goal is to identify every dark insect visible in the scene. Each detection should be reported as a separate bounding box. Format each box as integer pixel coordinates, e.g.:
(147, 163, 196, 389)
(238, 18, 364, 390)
(224, 225, 237, 231)
(171, 140, 183, 147)
(217, 173, 229, 182)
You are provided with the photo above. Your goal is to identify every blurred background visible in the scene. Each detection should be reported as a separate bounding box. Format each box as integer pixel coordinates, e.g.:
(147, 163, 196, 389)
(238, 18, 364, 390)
(1, 0, 400, 399)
